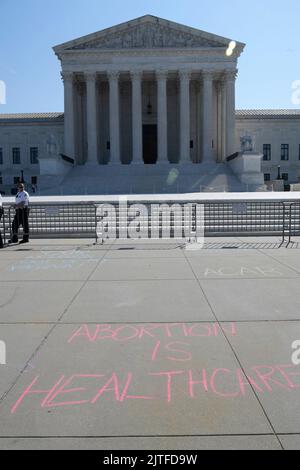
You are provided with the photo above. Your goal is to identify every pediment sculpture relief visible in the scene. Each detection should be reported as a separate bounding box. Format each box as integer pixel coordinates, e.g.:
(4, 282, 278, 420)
(69, 24, 222, 50)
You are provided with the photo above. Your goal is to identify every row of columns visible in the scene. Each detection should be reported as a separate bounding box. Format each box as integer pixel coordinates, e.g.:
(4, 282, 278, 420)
(62, 69, 237, 165)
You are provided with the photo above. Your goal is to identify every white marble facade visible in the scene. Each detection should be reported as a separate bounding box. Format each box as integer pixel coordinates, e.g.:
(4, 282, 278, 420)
(54, 15, 244, 167)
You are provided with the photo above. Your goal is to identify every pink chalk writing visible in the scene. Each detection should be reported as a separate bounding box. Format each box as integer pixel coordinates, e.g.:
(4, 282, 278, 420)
(67, 323, 237, 344)
(10, 364, 300, 414)
(151, 341, 193, 362)
(149, 371, 184, 403)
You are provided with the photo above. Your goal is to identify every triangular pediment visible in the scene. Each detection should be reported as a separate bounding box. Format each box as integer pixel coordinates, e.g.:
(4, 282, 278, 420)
(54, 15, 245, 53)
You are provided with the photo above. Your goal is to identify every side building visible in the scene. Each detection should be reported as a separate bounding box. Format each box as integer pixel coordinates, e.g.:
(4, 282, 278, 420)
(235, 109, 300, 186)
(0, 113, 64, 193)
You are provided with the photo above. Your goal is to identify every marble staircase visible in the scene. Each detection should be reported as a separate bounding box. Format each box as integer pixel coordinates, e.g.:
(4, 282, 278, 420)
(39, 162, 263, 196)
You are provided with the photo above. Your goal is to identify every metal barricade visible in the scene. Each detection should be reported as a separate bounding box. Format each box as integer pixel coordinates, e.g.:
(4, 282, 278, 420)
(6, 204, 97, 241)
(95, 200, 285, 243)
(282, 202, 300, 245)
(0, 206, 5, 246)
(204, 201, 284, 236)
(0, 199, 299, 246)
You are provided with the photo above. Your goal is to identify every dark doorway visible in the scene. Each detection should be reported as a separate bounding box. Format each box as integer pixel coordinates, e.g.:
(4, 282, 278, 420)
(143, 125, 157, 164)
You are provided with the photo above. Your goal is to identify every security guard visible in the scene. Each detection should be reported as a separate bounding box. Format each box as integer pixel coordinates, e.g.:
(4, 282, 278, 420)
(9, 183, 30, 244)
(0, 194, 3, 249)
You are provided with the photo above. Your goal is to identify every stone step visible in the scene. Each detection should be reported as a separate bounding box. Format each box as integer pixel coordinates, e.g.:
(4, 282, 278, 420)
(39, 162, 252, 195)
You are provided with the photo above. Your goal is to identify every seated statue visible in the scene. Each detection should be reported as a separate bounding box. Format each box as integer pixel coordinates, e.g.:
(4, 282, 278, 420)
(46, 134, 58, 158)
(240, 133, 255, 153)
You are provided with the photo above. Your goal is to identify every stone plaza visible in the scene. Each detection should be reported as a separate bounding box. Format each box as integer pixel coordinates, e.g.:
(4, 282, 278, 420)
(0, 237, 300, 449)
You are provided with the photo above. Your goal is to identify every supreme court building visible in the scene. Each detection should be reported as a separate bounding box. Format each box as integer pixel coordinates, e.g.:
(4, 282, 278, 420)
(56, 15, 243, 167)
(1, 15, 300, 194)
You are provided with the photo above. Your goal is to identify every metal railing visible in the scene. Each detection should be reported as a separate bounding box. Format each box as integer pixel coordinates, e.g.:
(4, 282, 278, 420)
(3, 204, 97, 241)
(60, 153, 75, 165)
(0, 207, 5, 246)
(226, 152, 240, 162)
(282, 202, 300, 245)
(95, 200, 293, 243)
(204, 201, 284, 236)
(1, 200, 300, 246)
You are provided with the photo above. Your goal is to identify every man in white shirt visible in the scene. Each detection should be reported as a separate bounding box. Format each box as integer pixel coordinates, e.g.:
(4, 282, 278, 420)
(0, 194, 3, 249)
(9, 183, 30, 244)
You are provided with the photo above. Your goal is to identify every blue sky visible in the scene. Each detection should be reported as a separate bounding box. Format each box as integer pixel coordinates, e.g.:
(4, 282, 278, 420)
(0, 0, 300, 113)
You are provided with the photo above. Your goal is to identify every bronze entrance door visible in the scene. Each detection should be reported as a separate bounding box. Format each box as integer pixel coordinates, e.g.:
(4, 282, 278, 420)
(143, 125, 157, 164)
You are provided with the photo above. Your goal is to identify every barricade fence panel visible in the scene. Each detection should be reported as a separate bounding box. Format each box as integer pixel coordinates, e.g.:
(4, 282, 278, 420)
(1, 206, 5, 245)
(282, 202, 300, 244)
(1, 200, 299, 243)
(3, 204, 97, 240)
(204, 202, 284, 235)
(95, 201, 287, 242)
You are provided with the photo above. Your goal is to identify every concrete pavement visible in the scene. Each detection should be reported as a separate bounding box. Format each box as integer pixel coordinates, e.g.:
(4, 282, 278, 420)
(0, 237, 300, 450)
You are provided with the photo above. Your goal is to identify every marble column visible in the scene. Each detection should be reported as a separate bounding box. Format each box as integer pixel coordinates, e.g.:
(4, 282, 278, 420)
(179, 70, 191, 163)
(202, 70, 214, 163)
(217, 81, 222, 162)
(216, 79, 227, 163)
(61, 72, 76, 161)
(108, 72, 120, 164)
(196, 81, 202, 164)
(75, 82, 84, 165)
(221, 78, 227, 162)
(225, 70, 237, 158)
(85, 72, 98, 165)
(157, 70, 168, 163)
(131, 71, 143, 164)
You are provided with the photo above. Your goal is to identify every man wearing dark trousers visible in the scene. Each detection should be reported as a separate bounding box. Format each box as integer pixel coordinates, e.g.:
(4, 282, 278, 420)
(0, 194, 3, 249)
(9, 183, 30, 245)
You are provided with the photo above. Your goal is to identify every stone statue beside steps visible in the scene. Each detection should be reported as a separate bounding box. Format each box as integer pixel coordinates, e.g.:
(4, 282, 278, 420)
(240, 133, 255, 153)
(46, 134, 59, 158)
